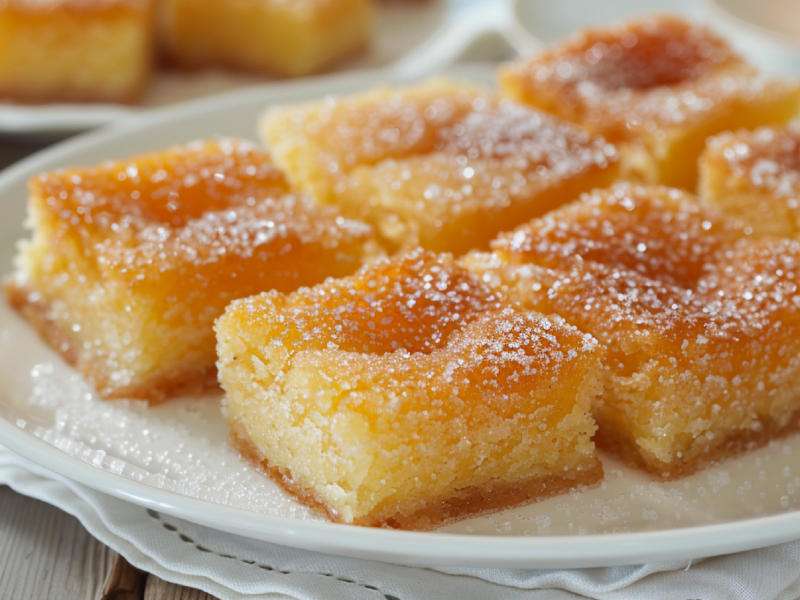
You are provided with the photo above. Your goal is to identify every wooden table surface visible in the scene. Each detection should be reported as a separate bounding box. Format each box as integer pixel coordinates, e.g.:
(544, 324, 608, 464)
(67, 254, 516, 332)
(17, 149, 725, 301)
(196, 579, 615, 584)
(0, 137, 218, 600)
(0, 485, 217, 599)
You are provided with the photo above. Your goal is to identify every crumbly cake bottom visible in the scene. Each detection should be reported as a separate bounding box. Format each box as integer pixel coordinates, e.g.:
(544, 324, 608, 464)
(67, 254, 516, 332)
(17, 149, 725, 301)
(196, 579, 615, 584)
(5, 281, 219, 403)
(229, 420, 604, 531)
(594, 409, 800, 481)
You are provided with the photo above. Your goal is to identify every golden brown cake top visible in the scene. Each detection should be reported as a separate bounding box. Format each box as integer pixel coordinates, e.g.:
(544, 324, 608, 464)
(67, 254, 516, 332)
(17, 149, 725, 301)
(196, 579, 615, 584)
(262, 79, 488, 171)
(227, 249, 504, 355)
(703, 126, 800, 196)
(227, 247, 598, 358)
(434, 101, 616, 176)
(263, 78, 617, 179)
(31, 137, 374, 274)
(491, 183, 746, 286)
(468, 183, 800, 352)
(535, 241, 800, 347)
(499, 15, 795, 141)
(700, 238, 800, 334)
(223, 248, 600, 421)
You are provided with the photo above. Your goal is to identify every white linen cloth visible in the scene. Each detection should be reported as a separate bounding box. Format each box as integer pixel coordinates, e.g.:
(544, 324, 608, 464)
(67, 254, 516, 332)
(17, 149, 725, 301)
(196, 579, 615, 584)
(3, 444, 800, 600)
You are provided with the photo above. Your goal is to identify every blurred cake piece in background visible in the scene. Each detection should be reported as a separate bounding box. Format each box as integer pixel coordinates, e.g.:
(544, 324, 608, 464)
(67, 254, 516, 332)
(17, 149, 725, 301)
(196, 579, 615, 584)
(699, 126, 800, 237)
(0, 0, 155, 103)
(499, 14, 800, 190)
(158, 0, 372, 77)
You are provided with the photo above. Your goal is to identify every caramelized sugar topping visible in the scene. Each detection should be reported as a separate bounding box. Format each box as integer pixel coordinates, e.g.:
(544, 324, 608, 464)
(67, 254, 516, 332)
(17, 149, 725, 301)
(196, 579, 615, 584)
(700, 238, 800, 336)
(479, 184, 800, 351)
(235, 249, 504, 355)
(499, 14, 797, 139)
(273, 80, 488, 170)
(32, 137, 372, 272)
(35, 137, 290, 226)
(362, 101, 617, 228)
(493, 184, 746, 285)
(269, 79, 615, 178)
(706, 126, 800, 194)
(436, 102, 615, 172)
(539, 15, 734, 91)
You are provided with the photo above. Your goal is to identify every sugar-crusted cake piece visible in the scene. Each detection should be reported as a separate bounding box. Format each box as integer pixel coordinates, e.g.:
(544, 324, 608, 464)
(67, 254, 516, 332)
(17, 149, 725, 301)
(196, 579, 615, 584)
(6, 137, 379, 402)
(216, 249, 604, 529)
(260, 79, 618, 255)
(158, 0, 371, 77)
(700, 126, 800, 237)
(463, 183, 800, 479)
(0, 0, 154, 103)
(499, 14, 800, 189)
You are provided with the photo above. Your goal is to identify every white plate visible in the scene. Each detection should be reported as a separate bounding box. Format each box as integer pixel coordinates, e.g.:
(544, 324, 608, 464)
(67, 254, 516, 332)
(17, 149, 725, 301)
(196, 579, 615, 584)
(0, 0, 461, 137)
(3, 67, 800, 569)
(705, 0, 800, 75)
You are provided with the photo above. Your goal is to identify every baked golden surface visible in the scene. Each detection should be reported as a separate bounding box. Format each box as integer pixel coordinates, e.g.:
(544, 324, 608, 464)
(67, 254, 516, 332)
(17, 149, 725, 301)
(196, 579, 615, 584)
(261, 78, 618, 255)
(158, 0, 372, 77)
(700, 126, 800, 236)
(6, 137, 378, 402)
(464, 183, 800, 478)
(217, 249, 604, 529)
(499, 15, 800, 189)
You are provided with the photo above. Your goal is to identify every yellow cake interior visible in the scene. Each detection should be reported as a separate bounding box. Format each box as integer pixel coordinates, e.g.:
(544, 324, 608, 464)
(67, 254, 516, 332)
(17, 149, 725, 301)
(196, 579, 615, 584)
(0, 0, 154, 103)
(158, 0, 372, 76)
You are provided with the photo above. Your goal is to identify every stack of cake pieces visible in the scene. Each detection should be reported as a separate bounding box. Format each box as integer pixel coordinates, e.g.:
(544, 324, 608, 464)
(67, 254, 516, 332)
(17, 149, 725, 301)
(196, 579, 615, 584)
(8, 13, 800, 530)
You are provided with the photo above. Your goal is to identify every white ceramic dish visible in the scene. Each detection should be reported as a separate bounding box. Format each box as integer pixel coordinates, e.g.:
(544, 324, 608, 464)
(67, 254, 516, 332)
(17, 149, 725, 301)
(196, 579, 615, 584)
(3, 67, 800, 568)
(509, 0, 704, 52)
(705, 0, 800, 75)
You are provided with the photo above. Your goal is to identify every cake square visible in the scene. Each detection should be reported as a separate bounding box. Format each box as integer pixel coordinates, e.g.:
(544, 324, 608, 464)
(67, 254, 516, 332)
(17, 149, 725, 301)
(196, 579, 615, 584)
(463, 184, 800, 478)
(699, 126, 800, 237)
(0, 0, 154, 103)
(216, 249, 604, 529)
(6, 137, 379, 402)
(260, 79, 618, 255)
(158, 0, 372, 77)
(499, 15, 800, 190)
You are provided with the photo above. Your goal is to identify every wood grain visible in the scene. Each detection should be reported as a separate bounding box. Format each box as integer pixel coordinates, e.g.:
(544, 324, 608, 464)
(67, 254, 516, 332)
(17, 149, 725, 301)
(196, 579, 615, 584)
(0, 485, 117, 599)
(144, 576, 219, 600)
(101, 554, 147, 600)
